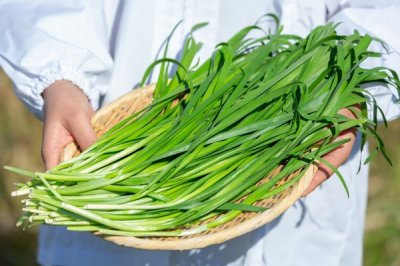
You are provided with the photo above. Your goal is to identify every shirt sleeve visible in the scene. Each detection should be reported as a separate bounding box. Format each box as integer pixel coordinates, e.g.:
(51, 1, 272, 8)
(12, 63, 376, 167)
(0, 0, 113, 119)
(328, 0, 400, 122)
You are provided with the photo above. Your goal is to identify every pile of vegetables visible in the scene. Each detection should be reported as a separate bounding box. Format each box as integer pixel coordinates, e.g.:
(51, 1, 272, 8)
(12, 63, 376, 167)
(6, 19, 400, 237)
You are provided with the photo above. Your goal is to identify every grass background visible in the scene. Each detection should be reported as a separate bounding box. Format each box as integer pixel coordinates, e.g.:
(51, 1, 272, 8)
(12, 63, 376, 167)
(0, 69, 399, 266)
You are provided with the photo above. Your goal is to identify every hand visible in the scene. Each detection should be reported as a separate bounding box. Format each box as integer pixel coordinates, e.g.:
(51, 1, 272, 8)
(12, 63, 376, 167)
(302, 108, 358, 196)
(42, 80, 97, 170)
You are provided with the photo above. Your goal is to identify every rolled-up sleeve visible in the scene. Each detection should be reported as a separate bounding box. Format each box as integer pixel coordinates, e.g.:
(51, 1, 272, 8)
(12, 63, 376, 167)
(0, 0, 113, 118)
(328, 0, 400, 122)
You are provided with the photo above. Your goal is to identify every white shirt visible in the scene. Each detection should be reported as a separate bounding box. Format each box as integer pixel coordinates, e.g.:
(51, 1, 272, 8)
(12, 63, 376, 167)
(0, 1, 399, 265)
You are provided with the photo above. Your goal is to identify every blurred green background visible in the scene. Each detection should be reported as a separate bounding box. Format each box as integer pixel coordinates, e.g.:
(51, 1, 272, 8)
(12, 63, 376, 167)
(0, 69, 399, 266)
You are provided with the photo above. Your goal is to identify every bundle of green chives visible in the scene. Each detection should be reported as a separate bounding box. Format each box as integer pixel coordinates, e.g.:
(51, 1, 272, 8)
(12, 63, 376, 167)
(6, 21, 400, 237)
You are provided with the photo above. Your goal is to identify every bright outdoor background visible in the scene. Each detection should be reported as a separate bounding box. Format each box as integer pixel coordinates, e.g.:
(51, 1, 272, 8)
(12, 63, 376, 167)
(0, 69, 399, 266)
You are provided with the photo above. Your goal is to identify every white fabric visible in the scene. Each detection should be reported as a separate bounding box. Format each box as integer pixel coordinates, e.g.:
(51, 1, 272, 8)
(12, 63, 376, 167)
(0, 0, 399, 265)
(0, 0, 114, 118)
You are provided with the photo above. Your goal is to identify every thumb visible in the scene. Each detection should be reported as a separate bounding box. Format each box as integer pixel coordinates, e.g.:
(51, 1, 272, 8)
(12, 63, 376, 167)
(66, 113, 97, 151)
(42, 115, 97, 171)
(42, 122, 74, 171)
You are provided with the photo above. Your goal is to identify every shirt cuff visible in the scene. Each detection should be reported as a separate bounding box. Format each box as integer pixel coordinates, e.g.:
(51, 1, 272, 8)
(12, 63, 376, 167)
(33, 62, 102, 111)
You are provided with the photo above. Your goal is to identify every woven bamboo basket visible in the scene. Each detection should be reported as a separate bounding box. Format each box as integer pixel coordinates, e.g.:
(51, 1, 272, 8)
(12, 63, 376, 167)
(61, 84, 317, 250)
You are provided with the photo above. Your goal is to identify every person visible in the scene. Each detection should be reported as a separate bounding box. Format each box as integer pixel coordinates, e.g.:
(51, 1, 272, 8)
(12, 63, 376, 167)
(0, 1, 399, 265)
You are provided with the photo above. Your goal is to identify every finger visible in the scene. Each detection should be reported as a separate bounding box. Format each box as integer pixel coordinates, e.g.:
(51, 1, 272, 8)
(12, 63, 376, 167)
(42, 141, 61, 171)
(302, 131, 356, 196)
(302, 151, 340, 196)
(66, 113, 97, 151)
